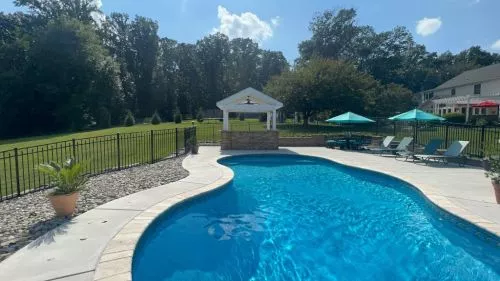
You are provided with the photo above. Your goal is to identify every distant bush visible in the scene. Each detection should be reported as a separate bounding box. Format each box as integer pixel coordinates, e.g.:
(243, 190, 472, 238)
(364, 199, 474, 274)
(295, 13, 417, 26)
(97, 107, 111, 129)
(151, 111, 162, 125)
(475, 117, 488, 126)
(174, 110, 182, 124)
(196, 109, 204, 122)
(239, 113, 245, 121)
(259, 113, 267, 122)
(124, 110, 135, 127)
(443, 112, 465, 124)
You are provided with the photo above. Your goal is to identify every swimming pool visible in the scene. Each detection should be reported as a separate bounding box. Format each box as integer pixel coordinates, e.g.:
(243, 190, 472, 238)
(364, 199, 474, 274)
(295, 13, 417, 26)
(133, 154, 500, 280)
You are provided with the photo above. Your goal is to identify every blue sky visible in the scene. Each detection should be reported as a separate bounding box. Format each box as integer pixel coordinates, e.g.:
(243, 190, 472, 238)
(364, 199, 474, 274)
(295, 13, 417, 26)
(1, 0, 499, 62)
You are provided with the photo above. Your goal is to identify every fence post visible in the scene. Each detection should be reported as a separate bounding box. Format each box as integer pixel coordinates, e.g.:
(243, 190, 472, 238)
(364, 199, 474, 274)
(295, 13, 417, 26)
(212, 125, 215, 143)
(14, 148, 20, 196)
(393, 122, 396, 136)
(116, 133, 121, 170)
(480, 126, 486, 158)
(150, 130, 154, 164)
(444, 124, 450, 147)
(175, 128, 179, 157)
(72, 138, 76, 159)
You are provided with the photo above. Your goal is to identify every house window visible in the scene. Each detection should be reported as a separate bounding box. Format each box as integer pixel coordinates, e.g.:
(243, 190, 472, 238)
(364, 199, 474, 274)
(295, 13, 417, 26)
(448, 109, 452, 113)
(451, 88, 456, 96)
(481, 108, 486, 115)
(461, 108, 466, 114)
(474, 84, 481, 95)
(474, 108, 480, 115)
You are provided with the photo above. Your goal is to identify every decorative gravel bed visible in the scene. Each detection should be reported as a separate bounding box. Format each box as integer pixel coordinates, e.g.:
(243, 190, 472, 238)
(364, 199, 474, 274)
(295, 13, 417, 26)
(0, 156, 188, 262)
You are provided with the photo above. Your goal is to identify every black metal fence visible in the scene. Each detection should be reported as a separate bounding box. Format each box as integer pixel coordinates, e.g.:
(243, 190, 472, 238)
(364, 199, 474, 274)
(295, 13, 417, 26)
(0, 127, 196, 201)
(195, 120, 500, 158)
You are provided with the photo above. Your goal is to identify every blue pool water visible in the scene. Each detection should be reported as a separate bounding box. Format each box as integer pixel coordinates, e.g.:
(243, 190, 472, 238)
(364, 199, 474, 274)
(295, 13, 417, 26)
(133, 155, 500, 280)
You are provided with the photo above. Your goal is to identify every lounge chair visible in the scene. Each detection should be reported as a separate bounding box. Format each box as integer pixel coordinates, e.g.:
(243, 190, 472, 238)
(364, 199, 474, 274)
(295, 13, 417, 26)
(396, 139, 443, 161)
(414, 141, 469, 166)
(369, 137, 413, 155)
(363, 136, 395, 151)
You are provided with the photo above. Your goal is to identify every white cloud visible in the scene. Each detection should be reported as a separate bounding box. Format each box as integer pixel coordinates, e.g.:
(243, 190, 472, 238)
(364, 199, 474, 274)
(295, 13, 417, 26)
(416, 17, 442, 36)
(491, 40, 500, 52)
(271, 16, 280, 27)
(212, 5, 279, 44)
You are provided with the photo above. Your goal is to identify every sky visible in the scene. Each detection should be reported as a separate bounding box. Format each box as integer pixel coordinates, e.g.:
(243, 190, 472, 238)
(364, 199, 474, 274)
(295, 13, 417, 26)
(1, 0, 499, 63)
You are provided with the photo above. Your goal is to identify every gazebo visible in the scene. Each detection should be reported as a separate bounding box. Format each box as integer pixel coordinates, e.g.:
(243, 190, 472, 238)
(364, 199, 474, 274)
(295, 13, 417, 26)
(216, 87, 283, 150)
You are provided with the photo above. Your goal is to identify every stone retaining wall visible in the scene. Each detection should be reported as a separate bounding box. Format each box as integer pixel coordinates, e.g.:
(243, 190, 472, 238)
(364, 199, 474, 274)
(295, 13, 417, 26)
(221, 131, 279, 150)
(279, 136, 326, 147)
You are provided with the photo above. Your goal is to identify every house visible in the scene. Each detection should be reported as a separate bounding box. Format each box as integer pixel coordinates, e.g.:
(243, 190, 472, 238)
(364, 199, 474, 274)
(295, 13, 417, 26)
(416, 63, 500, 121)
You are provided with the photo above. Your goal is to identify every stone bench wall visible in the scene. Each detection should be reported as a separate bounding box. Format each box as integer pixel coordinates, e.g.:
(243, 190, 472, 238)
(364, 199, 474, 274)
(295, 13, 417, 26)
(279, 136, 326, 147)
(221, 131, 279, 150)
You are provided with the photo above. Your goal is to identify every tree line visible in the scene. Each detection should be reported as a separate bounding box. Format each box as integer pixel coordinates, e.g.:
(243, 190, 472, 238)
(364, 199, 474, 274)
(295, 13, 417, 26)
(266, 9, 500, 125)
(1, 2, 500, 136)
(0, 0, 289, 138)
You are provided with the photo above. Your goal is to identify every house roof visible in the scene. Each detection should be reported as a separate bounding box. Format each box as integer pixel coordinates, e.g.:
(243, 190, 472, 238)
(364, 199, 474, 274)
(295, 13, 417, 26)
(216, 87, 283, 113)
(434, 63, 500, 91)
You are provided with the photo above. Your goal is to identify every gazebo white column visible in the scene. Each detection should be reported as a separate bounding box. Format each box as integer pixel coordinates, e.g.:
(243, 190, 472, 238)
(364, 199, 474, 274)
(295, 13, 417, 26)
(272, 110, 277, 130)
(266, 112, 271, 130)
(223, 110, 229, 131)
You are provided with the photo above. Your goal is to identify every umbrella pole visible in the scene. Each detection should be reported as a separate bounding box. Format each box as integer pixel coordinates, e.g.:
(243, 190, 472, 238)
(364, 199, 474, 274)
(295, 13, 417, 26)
(413, 121, 417, 151)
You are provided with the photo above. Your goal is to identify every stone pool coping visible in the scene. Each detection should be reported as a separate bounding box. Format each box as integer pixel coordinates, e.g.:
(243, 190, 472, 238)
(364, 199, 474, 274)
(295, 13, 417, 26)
(0, 147, 498, 281)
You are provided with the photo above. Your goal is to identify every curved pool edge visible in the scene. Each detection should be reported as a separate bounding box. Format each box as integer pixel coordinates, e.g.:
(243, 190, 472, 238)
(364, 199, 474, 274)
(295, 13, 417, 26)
(93, 147, 500, 281)
(93, 152, 235, 281)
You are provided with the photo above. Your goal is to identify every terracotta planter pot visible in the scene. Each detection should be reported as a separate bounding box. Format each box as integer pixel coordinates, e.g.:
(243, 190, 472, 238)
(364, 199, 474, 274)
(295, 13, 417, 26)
(492, 181, 500, 204)
(49, 192, 79, 217)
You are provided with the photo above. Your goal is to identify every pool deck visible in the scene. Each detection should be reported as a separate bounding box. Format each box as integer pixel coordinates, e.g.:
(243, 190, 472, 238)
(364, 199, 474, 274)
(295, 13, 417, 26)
(0, 146, 498, 281)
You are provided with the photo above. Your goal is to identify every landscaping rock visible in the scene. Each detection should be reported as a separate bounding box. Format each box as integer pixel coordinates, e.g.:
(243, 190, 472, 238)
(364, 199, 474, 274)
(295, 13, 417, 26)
(0, 156, 188, 262)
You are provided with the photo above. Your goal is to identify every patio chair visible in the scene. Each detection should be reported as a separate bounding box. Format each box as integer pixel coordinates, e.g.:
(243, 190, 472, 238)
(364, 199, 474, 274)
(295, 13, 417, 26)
(369, 137, 413, 155)
(363, 136, 395, 151)
(396, 139, 443, 161)
(414, 141, 469, 166)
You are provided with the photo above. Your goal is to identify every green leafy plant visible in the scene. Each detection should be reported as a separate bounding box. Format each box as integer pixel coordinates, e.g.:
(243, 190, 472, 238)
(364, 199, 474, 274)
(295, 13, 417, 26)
(443, 112, 465, 124)
(174, 110, 182, 124)
(196, 109, 204, 123)
(38, 158, 87, 196)
(485, 158, 500, 184)
(151, 110, 162, 125)
(124, 110, 135, 127)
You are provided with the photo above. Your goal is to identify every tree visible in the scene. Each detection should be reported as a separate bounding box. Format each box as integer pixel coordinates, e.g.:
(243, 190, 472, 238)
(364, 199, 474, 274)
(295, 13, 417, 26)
(265, 59, 377, 126)
(128, 16, 159, 117)
(364, 83, 415, 116)
(15, 0, 103, 25)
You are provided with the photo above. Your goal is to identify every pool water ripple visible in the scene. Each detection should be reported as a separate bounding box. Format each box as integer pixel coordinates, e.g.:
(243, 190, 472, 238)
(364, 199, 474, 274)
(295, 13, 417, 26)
(133, 155, 499, 281)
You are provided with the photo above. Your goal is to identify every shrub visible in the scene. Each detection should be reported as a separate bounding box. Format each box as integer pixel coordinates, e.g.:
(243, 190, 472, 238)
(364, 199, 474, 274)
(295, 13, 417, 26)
(239, 113, 245, 121)
(259, 113, 267, 122)
(124, 110, 135, 127)
(174, 110, 182, 124)
(151, 111, 162, 125)
(443, 112, 465, 124)
(38, 158, 87, 196)
(475, 117, 488, 126)
(196, 109, 204, 123)
(97, 107, 111, 129)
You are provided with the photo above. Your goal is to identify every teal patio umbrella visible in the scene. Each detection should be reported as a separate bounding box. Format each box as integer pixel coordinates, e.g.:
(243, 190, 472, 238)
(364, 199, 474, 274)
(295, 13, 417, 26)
(326, 112, 375, 124)
(388, 109, 445, 150)
(388, 109, 445, 122)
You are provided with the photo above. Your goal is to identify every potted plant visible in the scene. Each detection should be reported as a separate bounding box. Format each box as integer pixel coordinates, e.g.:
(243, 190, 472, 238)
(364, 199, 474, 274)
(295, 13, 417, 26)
(38, 158, 87, 217)
(485, 157, 500, 204)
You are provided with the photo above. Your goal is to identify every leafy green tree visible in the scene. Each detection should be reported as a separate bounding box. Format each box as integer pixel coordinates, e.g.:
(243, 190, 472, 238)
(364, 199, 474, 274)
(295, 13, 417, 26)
(15, 0, 103, 24)
(265, 59, 377, 126)
(364, 83, 415, 116)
